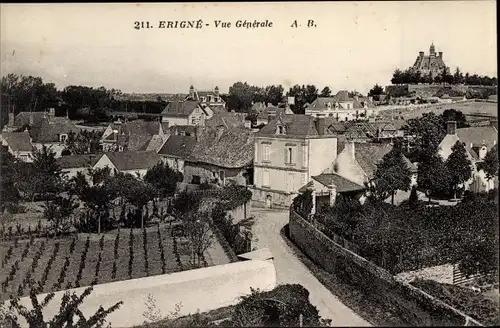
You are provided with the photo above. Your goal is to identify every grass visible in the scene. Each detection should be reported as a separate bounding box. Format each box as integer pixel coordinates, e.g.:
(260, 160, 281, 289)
(279, 224, 407, 327)
(136, 305, 235, 328)
(0, 224, 228, 302)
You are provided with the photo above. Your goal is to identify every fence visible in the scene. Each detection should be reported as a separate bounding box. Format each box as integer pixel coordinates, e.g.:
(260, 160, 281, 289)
(289, 209, 484, 326)
(452, 264, 483, 286)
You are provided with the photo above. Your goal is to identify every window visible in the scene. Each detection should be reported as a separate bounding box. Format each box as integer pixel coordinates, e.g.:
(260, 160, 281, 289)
(262, 144, 270, 162)
(191, 118, 197, 125)
(285, 146, 295, 164)
(276, 125, 285, 135)
(219, 170, 225, 185)
(191, 175, 201, 185)
(60, 134, 68, 143)
(262, 171, 270, 187)
(118, 146, 124, 152)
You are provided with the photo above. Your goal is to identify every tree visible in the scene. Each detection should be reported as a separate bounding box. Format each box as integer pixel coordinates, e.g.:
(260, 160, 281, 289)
(29, 146, 64, 201)
(372, 146, 412, 204)
(227, 82, 255, 112)
(183, 209, 214, 268)
(319, 86, 331, 97)
(408, 185, 419, 209)
(0, 148, 21, 212)
(481, 145, 498, 180)
(417, 153, 451, 203)
(43, 196, 79, 236)
(144, 162, 183, 198)
(263, 85, 284, 105)
(1, 285, 122, 328)
(403, 112, 445, 162)
(441, 109, 469, 129)
(368, 84, 384, 100)
(445, 141, 472, 198)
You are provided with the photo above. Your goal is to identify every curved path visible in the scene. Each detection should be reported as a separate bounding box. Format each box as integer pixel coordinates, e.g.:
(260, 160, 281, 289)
(250, 208, 371, 327)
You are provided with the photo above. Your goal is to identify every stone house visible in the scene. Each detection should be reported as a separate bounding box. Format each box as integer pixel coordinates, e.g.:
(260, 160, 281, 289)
(157, 134, 197, 174)
(252, 114, 345, 208)
(0, 131, 35, 162)
(161, 100, 209, 126)
(304, 91, 375, 121)
(185, 85, 226, 111)
(29, 116, 80, 158)
(92, 151, 163, 179)
(183, 127, 255, 187)
(100, 119, 169, 152)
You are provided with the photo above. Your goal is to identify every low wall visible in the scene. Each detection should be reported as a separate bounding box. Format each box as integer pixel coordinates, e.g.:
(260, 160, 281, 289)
(288, 210, 483, 326)
(6, 260, 277, 327)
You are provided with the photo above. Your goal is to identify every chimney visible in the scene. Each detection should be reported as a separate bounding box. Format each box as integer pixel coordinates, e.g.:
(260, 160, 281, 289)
(438, 52, 443, 59)
(315, 117, 326, 135)
(189, 85, 195, 99)
(419, 51, 424, 57)
(7, 112, 14, 127)
(348, 141, 356, 159)
(214, 86, 219, 96)
(446, 121, 457, 135)
(195, 125, 203, 142)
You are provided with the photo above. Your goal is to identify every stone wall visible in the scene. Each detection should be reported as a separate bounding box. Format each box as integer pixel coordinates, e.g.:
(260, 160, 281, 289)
(6, 260, 277, 327)
(289, 209, 483, 326)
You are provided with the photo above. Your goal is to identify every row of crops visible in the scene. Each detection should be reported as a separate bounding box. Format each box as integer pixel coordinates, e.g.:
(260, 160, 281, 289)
(0, 223, 193, 301)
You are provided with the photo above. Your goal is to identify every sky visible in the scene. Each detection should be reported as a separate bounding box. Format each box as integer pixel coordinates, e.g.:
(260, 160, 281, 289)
(1, 1, 497, 95)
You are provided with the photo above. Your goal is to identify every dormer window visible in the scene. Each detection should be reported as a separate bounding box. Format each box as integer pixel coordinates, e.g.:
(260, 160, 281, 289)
(276, 125, 285, 135)
(60, 134, 68, 143)
(335, 102, 339, 109)
(201, 96, 206, 102)
(327, 102, 332, 109)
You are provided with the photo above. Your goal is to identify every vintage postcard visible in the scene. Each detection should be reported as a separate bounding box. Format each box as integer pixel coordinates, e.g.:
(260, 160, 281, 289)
(0, 1, 498, 327)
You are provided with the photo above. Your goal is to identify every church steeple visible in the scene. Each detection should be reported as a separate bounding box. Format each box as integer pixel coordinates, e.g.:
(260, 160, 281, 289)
(430, 42, 436, 56)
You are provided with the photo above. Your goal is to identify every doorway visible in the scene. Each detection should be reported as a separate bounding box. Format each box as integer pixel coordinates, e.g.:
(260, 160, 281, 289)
(265, 195, 272, 209)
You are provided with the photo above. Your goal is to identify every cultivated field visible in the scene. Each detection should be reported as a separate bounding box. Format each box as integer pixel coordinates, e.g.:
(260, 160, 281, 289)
(378, 101, 497, 121)
(0, 224, 221, 301)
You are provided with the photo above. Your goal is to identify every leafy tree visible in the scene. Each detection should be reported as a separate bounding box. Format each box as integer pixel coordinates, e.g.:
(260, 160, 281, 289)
(441, 109, 469, 129)
(446, 141, 472, 198)
(292, 189, 313, 218)
(481, 145, 498, 180)
(408, 185, 419, 208)
(417, 152, 451, 203)
(65, 130, 103, 155)
(0, 148, 21, 212)
(144, 162, 183, 198)
(319, 86, 331, 97)
(227, 82, 256, 112)
(368, 84, 384, 101)
(263, 85, 284, 106)
(43, 196, 79, 236)
(286, 84, 318, 114)
(172, 191, 201, 215)
(28, 146, 64, 201)
(403, 112, 445, 162)
(372, 146, 412, 205)
(1, 285, 122, 328)
(183, 209, 214, 268)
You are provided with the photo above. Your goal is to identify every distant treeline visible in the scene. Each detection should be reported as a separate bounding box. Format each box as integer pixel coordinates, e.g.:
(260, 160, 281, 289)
(391, 67, 497, 86)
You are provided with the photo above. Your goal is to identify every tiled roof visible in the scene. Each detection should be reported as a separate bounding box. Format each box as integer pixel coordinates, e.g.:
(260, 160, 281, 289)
(187, 127, 254, 168)
(457, 126, 498, 159)
(103, 151, 162, 171)
(30, 118, 80, 143)
(352, 143, 416, 177)
(306, 92, 366, 110)
(128, 134, 153, 151)
(143, 135, 167, 152)
(256, 106, 283, 120)
(158, 135, 197, 159)
(14, 112, 47, 127)
(57, 154, 99, 169)
(313, 173, 365, 193)
(161, 100, 203, 118)
(1, 131, 33, 152)
(205, 112, 246, 129)
(124, 120, 161, 136)
(258, 114, 319, 136)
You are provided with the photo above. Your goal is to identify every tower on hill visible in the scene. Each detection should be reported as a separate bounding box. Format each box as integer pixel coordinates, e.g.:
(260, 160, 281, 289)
(411, 43, 448, 78)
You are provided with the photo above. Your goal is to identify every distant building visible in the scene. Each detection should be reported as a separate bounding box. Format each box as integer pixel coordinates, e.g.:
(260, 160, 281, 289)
(304, 91, 375, 121)
(157, 134, 197, 174)
(161, 100, 209, 126)
(184, 127, 255, 187)
(186, 85, 226, 111)
(57, 154, 98, 180)
(100, 119, 169, 152)
(256, 106, 293, 126)
(93, 151, 163, 179)
(411, 43, 448, 78)
(0, 131, 35, 162)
